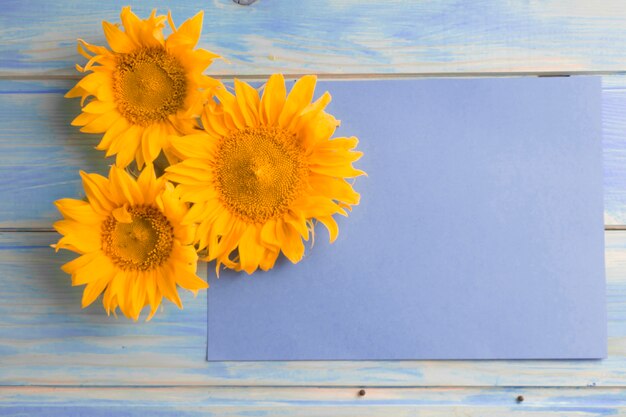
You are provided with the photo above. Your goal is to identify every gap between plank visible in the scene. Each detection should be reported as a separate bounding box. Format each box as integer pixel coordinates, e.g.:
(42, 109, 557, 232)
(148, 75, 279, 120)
(2, 227, 625, 233)
(1, 70, 626, 82)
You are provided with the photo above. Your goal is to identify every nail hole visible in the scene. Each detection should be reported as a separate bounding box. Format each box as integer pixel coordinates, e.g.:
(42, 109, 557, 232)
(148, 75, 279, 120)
(516, 395, 524, 403)
(358, 389, 366, 397)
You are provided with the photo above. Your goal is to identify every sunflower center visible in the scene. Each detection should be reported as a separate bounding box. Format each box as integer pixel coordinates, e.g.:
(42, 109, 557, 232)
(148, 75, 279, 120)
(214, 126, 308, 223)
(113, 47, 187, 126)
(101, 205, 174, 271)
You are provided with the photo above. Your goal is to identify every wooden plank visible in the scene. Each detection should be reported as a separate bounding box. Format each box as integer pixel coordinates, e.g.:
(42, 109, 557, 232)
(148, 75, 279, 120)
(1, 230, 625, 387)
(2, 78, 626, 227)
(603, 76, 626, 224)
(0, 80, 108, 228)
(1, 387, 625, 416)
(2, 0, 626, 77)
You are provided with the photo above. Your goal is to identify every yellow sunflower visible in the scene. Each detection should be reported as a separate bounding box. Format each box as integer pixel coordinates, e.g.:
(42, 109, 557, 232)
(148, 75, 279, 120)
(53, 165, 207, 320)
(166, 74, 365, 274)
(66, 7, 221, 168)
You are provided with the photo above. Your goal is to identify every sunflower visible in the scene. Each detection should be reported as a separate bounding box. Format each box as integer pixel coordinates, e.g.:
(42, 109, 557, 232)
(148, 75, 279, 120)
(53, 165, 207, 320)
(166, 74, 365, 274)
(66, 7, 221, 168)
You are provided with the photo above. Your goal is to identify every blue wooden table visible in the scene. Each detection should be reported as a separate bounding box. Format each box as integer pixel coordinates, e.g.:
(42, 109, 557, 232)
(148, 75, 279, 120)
(2, 1, 626, 414)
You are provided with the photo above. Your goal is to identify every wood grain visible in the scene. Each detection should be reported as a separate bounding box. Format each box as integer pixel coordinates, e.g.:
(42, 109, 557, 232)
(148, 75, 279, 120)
(3, 78, 626, 227)
(1, 387, 625, 416)
(1, 230, 625, 387)
(2, 0, 626, 413)
(603, 76, 626, 223)
(2, 0, 626, 77)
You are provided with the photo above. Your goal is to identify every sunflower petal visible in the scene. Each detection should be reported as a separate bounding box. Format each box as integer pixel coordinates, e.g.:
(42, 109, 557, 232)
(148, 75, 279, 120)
(238, 225, 264, 274)
(234, 78, 260, 126)
(276, 219, 305, 264)
(260, 73, 286, 125)
(278, 75, 316, 128)
(316, 215, 339, 243)
(53, 220, 101, 254)
(259, 248, 280, 271)
(157, 265, 182, 309)
(174, 265, 208, 291)
(55, 199, 102, 224)
(166, 11, 203, 49)
(81, 272, 114, 308)
(103, 21, 136, 53)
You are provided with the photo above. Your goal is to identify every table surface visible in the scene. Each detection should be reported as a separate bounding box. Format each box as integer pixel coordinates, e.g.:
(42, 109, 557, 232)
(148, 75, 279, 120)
(2, 1, 626, 415)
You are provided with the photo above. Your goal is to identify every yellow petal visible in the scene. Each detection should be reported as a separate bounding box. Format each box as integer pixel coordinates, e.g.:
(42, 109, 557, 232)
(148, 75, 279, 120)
(141, 125, 163, 164)
(260, 218, 280, 247)
(317, 149, 366, 171)
(96, 117, 129, 151)
(82, 100, 117, 114)
(144, 270, 158, 312)
(174, 264, 208, 291)
(307, 175, 360, 206)
(65, 83, 86, 99)
(278, 75, 316, 128)
(130, 272, 148, 320)
(102, 284, 116, 316)
(74, 72, 108, 96)
(71, 111, 97, 127)
(61, 251, 100, 275)
(166, 10, 203, 49)
(211, 217, 246, 261)
(113, 125, 143, 167)
(80, 111, 120, 134)
(55, 199, 103, 224)
(234, 78, 260, 126)
(276, 219, 305, 264)
(80, 171, 115, 215)
(298, 92, 331, 125)
(165, 160, 213, 186)
(120, 7, 143, 44)
(215, 87, 247, 129)
(170, 133, 218, 159)
(315, 136, 360, 152)
(158, 183, 187, 222)
(82, 274, 113, 308)
(109, 166, 144, 205)
(109, 271, 128, 316)
(309, 163, 366, 178)
(137, 163, 162, 202)
(72, 252, 114, 286)
(175, 184, 218, 204)
(53, 220, 101, 254)
(172, 240, 198, 265)
(290, 195, 343, 218)
(202, 100, 231, 138)
(316, 215, 339, 243)
(260, 73, 286, 125)
(146, 291, 163, 321)
(102, 20, 136, 53)
(111, 205, 133, 223)
(259, 248, 280, 271)
(238, 225, 264, 274)
(285, 211, 309, 240)
(300, 111, 339, 149)
(157, 265, 182, 309)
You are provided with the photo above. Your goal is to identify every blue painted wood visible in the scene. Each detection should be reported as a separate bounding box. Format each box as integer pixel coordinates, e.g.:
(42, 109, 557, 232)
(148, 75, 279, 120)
(3, 78, 626, 227)
(1, 231, 625, 387)
(2, 0, 626, 413)
(0, 80, 108, 228)
(1, 387, 625, 416)
(2, 0, 626, 77)
(603, 77, 626, 224)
